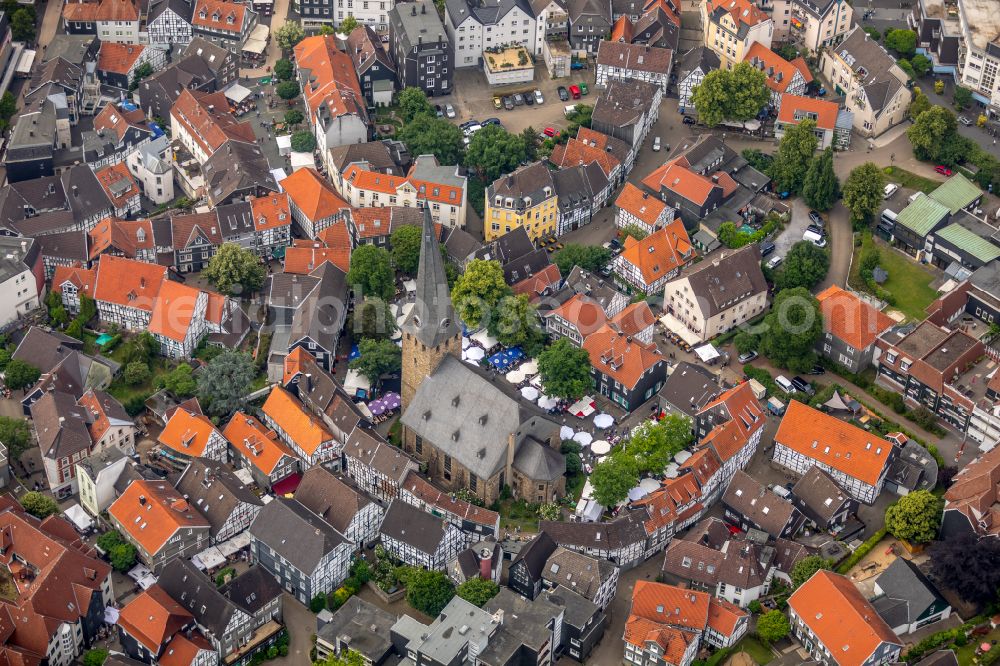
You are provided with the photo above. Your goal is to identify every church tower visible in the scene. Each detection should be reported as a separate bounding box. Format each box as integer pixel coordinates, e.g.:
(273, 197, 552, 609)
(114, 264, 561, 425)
(400, 208, 461, 408)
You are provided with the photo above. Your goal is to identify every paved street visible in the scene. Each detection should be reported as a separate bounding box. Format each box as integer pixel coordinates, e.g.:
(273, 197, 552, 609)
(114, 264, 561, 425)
(270, 593, 314, 665)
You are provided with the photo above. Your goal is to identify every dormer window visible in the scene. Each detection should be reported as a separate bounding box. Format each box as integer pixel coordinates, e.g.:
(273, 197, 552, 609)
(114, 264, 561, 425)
(226, 12, 234, 23)
(199, 8, 206, 18)
(211, 10, 220, 20)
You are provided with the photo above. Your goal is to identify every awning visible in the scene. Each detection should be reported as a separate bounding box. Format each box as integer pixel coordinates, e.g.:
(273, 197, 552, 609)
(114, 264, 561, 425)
(193, 547, 226, 570)
(104, 607, 120, 624)
(63, 503, 94, 532)
(233, 468, 255, 486)
(216, 531, 252, 557)
(224, 82, 253, 104)
(242, 24, 270, 54)
(344, 369, 371, 396)
(127, 564, 157, 590)
(471, 328, 499, 350)
(272, 472, 303, 496)
(15, 49, 35, 76)
(694, 344, 720, 362)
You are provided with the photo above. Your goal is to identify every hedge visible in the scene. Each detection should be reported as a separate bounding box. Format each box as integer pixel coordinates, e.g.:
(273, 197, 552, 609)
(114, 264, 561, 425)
(693, 646, 735, 666)
(835, 527, 887, 574)
(904, 620, 977, 662)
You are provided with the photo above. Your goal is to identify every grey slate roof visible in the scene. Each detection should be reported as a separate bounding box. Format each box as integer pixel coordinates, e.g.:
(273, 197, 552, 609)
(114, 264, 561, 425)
(541, 546, 616, 601)
(0, 237, 38, 284)
(202, 140, 277, 206)
(400, 206, 461, 349)
(678, 46, 720, 80)
(289, 262, 348, 353)
(380, 499, 449, 555)
(391, 0, 448, 51)
(157, 558, 243, 636)
(659, 362, 720, 418)
(872, 558, 948, 628)
(445, 0, 532, 28)
(444, 225, 483, 265)
(343, 427, 417, 482)
(512, 531, 557, 579)
(249, 499, 349, 573)
(401, 354, 559, 478)
(679, 244, 767, 318)
(30, 391, 92, 460)
(722, 470, 799, 538)
(35, 230, 89, 262)
(175, 458, 263, 537)
(475, 225, 535, 265)
(328, 140, 403, 175)
(539, 509, 647, 550)
(791, 466, 852, 526)
(513, 438, 566, 482)
(592, 79, 659, 128)
(294, 466, 371, 533)
(835, 27, 906, 119)
(62, 163, 113, 221)
(220, 566, 283, 616)
(567, 0, 610, 22)
(317, 596, 395, 661)
(7, 104, 57, 163)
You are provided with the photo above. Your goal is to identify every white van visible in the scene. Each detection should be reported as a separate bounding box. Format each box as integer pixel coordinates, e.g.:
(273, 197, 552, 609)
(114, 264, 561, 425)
(564, 104, 577, 117)
(884, 183, 900, 199)
(881, 209, 898, 226)
(775, 375, 795, 393)
(803, 229, 827, 248)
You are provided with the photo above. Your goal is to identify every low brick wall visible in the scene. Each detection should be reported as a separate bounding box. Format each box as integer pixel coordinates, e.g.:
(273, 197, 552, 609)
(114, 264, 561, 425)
(366, 580, 406, 604)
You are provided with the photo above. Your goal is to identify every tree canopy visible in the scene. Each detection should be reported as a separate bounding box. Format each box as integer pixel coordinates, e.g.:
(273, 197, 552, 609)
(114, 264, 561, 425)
(20, 492, 58, 519)
(771, 119, 818, 194)
(590, 452, 639, 507)
(0, 417, 31, 460)
(930, 533, 1000, 604)
(775, 241, 830, 291)
(884, 28, 916, 57)
(390, 224, 423, 274)
(349, 298, 396, 340)
(885, 490, 942, 544)
(791, 555, 831, 589)
(759, 288, 823, 372)
(756, 610, 791, 643)
(802, 147, 839, 211)
(397, 87, 435, 123)
(842, 162, 886, 227)
(203, 243, 267, 295)
(451, 259, 511, 329)
(349, 338, 402, 383)
(908, 89, 932, 120)
(162, 364, 198, 398)
(274, 21, 305, 50)
(627, 415, 693, 475)
(538, 338, 594, 400)
(197, 351, 256, 417)
(690, 62, 770, 126)
(554, 244, 612, 277)
(489, 294, 546, 356)
(274, 58, 295, 81)
(276, 80, 301, 101)
(907, 105, 960, 163)
(465, 126, 528, 183)
(290, 131, 317, 153)
(4, 359, 39, 391)
(346, 245, 395, 301)
(398, 115, 465, 165)
(455, 578, 500, 607)
(403, 568, 455, 617)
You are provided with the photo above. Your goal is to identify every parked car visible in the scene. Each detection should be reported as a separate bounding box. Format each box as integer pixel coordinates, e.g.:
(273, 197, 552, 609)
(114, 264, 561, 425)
(459, 120, 478, 130)
(524, 93, 535, 106)
(579, 82, 589, 95)
(883, 183, 899, 199)
(557, 86, 570, 101)
(463, 123, 482, 137)
(503, 96, 514, 110)
(959, 116, 972, 126)
(444, 104, 456, 119)
(775, 375, 795, 393)
(738, 351, 758, 363)
(434, 104, 443, 117)
(791, 376, 815, 395)
(806, 224, 825, 237)
(766, 255, 782, 269)
(808, 210, 824, 226)
(808, 365, 826, 375)
(534, 90, 544, 104)
(682, 115, 696, 125)
(652, 136, 661, 151)
(569, 85, 581, 99)
(513, 93, 525, 106)
(760, 240, 775, 256)
(483, 118, 502, 126)
(543, 127, 558, 137)
(935, 165, 953, 176)
(493, 96, 502, 109)
(803, 229, 827, 247)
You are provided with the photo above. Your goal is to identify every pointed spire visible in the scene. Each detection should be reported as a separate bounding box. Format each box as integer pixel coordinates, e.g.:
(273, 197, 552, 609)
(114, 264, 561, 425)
(402, 208, 460, 348)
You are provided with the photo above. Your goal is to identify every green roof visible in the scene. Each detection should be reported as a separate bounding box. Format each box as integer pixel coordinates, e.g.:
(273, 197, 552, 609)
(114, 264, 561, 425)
(934, 222, 1000, 263)
(928, 173, 982, 214)
(896, 194, 950, 238)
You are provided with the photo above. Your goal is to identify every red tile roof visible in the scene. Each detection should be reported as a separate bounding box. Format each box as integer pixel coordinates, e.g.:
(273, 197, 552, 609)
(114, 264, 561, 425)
(511, 263, 562, 302)
(777, 94, 840, 130)
(583, 324, 664, 389)
(94, 162, 139, 210)
(618, 219, 692, 286)
(97, 42, 145, 75)
(707, 0, 769, 29)
(616, 183, 668, 227)
(550, 137, 621, 178)
(744, 43, 813, 94)
(547, 294, 610, 338)
(191, 0, 245, 33)
(283, 242, 350, 274)
(223, 411, 296, 476)
(281, 168, 351, 223)
(93, 103, 148, 143)
(293, 35, 366, 123)
(117, 586, 192, 653)
(775, 400, 894, 486)
(52, 264, 97, 297)
(816, 286, 895, 351)
(170, 88, 255, 157)
(642, 159, 719, 205)
(630, 580, 710, 631)
(250, 193, 292, 233)
(63, 0, 138, 22)
(87, 217, 155, 261)
(261, 386, 333, 456)
(158, 405, 224, 457)
(92, 254, 168, 312)
(109, 479, 209, 555)
(147, 280, 204, 342)
(788, 570, 901, 666)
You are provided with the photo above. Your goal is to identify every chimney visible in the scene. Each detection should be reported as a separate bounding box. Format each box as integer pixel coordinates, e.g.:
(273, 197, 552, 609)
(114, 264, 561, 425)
(479, 549, 492, 580)
(72, 185, 79, 197)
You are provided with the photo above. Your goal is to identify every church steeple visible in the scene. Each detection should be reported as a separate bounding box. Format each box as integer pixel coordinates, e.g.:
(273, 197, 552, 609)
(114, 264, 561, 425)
(400, 208, 462, 408)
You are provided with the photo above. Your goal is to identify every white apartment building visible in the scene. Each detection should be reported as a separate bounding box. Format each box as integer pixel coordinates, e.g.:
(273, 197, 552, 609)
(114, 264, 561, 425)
(445, 0, 537, 68)
(0, 237, 42, 328)
(126, 136, 175, 205)
(772, 0, 852, 54)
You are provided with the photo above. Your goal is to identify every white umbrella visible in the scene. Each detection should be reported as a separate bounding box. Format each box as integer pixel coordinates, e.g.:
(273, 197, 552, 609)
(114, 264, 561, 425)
(521, 386, 539, 400)
(506, 369, 525, 384)
(591, 440, 611, 455)
(639, 478, 661, 493)
(574, 431, 594, 446)
(520, 359, 539, 375)
(560, 425, 575, 440)
(594, 413, 614, 429)
(664, 463, 679, 478)
(674, 450, 692, 464)
(462, 337, 471, 349)
(537, 395, 558, 409)
(596, 456, 607, 464)
(466, 347, 485, 361)
(391, 329, 402, 341)
(628, 486, 647, 502)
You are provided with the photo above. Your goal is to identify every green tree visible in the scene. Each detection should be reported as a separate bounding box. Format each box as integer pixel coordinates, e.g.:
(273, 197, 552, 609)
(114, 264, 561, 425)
(276, 80, 301, 101)
(771, 119, 818, 194)
(348, 298, 396, 340)
(521, 126, 540, 162)
(4, 359, 39, 391)
(346, 245, 394, 301)
(884, 28, 916, 57)
(397, 87, 435, 123)
(315, 648, 365, 666)
(120, 332, 159, 365)
(691, 62, 770, 126)
(50, 306, 69, 328)
(538, 502, 561, 520)
(538, 338, 594, 399)
(284, 109, 304, 127)
(390, 224, 422, 274)
(275, 21, 306, 50)
(124, 362, 150, 386)
(791, 555, 831, 589)
(885, 490, 942, 544)
(620, 224, 648, 241)
(759, 288, 823, 372)
(197, 351, 256, 417)
(802, 147, 839, 211)
(451, 259, 511, 329)
(19, 491, 58, 519)
(756, 610, 791, 643)
(590, 452, 639, 507)
(405, 569, 455, 617)
(130, 62, 154, 91)
(79, 293, 97, 324)
(734, 332, 759, 355)
(842, 162, 886, 226)
(83, 649, 109, 666)
(911, 53, 932, 77)
(349, 338, 402, 383)
(274, 58, 295, 81)
(775, 241, 830, 290)
(465, 126, 528, 182)
(908, 89, 932, 120)
(397, 115, 465, 166)
(203, 243, 267, 295)
(291, 130, 317, 153)
(554, 244, 612, 276)
(907, 105, 958, 162)
(310, 594, 327, 613)
(10, 7, 34, 41)
(0, 417, 31, 460)
(953, 85, 973, 110)
(96, 530, 125, 553)
(490, 294, 545, 357)
(930, 533, 1000, 604)
(456, 579, 500, 607)
(339, 15, 359, 33)
(776, 43, 799, 61)
(627, 415, 693, 475)
(163, 364, 197, 398)
(318, 24, 336, 36)
(109, 543, 137, 572)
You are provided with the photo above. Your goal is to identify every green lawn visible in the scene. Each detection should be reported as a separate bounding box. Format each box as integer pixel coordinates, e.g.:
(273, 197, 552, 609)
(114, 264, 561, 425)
(499, 499, 539, 533)
(106, 357, 173, 412)
(954, 627, 1000, 665)
(884, 166, 943, 194)
(733, 636, 775, 665)
(850, 234, 938, 320)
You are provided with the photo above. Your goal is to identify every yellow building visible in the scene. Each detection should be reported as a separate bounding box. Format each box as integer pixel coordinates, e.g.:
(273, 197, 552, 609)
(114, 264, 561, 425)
(485, 161, 558, 241)
(702, 0, 773, 69)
